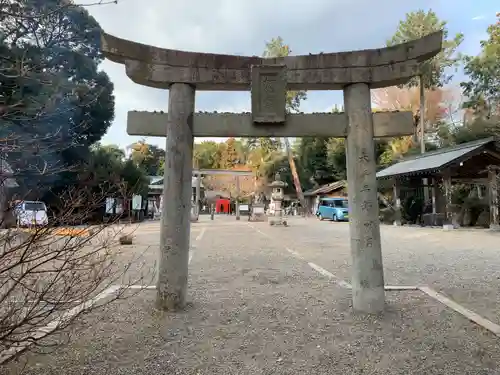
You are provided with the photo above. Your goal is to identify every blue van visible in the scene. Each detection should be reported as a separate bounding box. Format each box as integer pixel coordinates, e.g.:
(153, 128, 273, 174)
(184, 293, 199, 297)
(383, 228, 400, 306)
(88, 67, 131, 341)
(316, 197, 349, 221)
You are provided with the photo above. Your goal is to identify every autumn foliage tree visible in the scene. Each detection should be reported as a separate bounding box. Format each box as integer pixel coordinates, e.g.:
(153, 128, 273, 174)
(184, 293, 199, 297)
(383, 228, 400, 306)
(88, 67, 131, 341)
(128, 139, 165, 176)
(372, 86, 449, 165)
(202, 165, 255, 200)
(372, 87, 449, 130)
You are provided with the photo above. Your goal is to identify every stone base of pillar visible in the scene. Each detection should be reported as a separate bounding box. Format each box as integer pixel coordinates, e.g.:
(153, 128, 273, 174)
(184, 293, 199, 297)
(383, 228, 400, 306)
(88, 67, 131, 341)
(236, 216, 240, 221)
(249, 204, 267, 222)
(249, 214, 267, 222)
(269, 217, 288, 226)
(190, 203, 199, 222)
(489, 223, 500, 231)
(442, 224, 455, 231)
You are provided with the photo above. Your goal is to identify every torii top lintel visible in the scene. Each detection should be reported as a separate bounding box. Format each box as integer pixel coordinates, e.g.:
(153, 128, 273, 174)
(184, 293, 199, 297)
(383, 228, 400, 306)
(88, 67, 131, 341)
(100, 31, 443, 91)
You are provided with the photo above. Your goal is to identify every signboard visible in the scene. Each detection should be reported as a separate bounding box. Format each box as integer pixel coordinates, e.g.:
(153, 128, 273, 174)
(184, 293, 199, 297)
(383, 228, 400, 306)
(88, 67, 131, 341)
(253, 206, 265, 214)
(105, 198, 115, 214)
(132, 195, 142, 210)
(239, 204, 249, 211)
(251, 64, 286, 123)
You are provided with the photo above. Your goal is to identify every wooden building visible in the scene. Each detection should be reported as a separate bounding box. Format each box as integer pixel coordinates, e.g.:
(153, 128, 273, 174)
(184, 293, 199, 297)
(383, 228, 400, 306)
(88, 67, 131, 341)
(376, 137, 500, 229)
(146, 175, 205, 217)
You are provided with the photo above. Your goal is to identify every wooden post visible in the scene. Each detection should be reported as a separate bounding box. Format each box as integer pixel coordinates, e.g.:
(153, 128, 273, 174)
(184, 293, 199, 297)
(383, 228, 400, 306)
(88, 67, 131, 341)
(393, 179, 402, 226)
(195, 173, 201, 217)
(488, 167, 499, 230)
(235, 176, 240, 220)
(344, 83, 385, 313)
(431, 178, 437, 214)
(157, 83, 195, 311)
(420, 77, 430, 204)
(442, 170, 453, 230)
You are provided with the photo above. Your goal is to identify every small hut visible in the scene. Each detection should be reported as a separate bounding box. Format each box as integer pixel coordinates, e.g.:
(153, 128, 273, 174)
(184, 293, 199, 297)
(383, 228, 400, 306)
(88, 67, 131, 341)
(376, 137, 500, 229)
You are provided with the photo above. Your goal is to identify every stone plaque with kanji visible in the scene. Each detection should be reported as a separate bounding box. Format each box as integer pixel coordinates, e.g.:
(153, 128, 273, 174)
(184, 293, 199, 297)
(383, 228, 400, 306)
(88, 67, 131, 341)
(251, 65, 286, 123)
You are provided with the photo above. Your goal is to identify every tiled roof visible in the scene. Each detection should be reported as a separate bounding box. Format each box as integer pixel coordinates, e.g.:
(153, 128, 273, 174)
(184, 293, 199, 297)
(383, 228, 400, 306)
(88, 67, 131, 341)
(148, 176, 163, 185)
(304, 180, 346, 196)
(376, 137, 497, 179)
(149, 176, 204, 188)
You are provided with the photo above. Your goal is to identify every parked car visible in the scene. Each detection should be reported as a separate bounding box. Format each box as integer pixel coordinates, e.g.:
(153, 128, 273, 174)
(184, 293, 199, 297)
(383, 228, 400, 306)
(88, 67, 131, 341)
(13, 200, 49, 227)
(316, 197, 349, 222)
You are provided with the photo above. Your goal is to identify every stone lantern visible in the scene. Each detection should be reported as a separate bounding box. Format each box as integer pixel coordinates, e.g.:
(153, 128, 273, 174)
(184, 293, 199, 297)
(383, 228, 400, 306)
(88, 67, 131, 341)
(268, 172, 288, 226)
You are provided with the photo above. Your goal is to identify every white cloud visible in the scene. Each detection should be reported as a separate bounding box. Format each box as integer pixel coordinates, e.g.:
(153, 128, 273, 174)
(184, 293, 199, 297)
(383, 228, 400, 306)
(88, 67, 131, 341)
(471, 15, 485, 21)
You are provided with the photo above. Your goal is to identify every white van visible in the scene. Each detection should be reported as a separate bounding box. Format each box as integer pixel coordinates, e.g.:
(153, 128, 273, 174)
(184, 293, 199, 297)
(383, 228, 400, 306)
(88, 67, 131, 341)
(14, 200, 49, 227)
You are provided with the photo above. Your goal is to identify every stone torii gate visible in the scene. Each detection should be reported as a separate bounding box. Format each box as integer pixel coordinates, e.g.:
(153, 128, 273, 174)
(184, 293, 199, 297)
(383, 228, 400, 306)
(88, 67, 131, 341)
(192, 168, 253, 220)
(101, 31, 442, 313)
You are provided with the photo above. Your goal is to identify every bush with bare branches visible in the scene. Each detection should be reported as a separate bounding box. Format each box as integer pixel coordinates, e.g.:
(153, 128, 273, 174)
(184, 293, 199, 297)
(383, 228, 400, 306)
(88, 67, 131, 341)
(0, 183, 153, 365)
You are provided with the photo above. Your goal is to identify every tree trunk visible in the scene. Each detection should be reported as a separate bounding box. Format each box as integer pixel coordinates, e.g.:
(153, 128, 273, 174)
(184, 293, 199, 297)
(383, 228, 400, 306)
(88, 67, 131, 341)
(283, 137, 307, 216)
(420, 75, 429, 202)
(419, 75, 426, 154)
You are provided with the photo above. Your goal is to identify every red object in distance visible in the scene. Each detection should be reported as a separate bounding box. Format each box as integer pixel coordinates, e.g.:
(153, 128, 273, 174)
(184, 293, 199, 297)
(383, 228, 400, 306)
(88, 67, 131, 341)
(215, 198, 230, 214)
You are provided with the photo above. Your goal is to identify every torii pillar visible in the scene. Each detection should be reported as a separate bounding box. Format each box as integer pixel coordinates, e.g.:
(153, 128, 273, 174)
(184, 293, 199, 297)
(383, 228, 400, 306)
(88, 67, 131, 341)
(101, 31, 443, 313)
(160, 83, 194, 309)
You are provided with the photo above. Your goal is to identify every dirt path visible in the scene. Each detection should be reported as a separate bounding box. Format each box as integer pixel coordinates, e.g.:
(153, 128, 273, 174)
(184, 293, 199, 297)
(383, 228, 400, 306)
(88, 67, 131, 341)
(4, 220, 500, 374)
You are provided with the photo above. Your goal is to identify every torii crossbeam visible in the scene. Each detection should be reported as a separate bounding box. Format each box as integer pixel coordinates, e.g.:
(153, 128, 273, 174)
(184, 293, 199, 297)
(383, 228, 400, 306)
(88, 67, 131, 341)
(128, 111, 414, 138)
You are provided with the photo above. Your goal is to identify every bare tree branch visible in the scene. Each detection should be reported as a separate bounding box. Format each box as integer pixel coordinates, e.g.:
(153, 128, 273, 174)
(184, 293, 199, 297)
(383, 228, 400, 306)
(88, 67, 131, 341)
(0, 182, 154, 364)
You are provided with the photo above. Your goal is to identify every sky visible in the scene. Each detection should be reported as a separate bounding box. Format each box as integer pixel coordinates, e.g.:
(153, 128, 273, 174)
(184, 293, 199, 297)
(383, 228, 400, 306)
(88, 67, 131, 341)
(85, 0, 498, 150)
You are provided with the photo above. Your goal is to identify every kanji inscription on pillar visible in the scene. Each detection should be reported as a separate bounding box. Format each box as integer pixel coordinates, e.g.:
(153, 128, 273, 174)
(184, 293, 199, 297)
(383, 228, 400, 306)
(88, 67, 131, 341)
(251, 64, 286, 124)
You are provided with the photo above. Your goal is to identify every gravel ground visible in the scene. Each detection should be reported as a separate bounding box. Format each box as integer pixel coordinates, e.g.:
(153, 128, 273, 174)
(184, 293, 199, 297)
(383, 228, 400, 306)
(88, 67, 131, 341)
(3, 218, 500, 374)
(251, 217, 500, 325)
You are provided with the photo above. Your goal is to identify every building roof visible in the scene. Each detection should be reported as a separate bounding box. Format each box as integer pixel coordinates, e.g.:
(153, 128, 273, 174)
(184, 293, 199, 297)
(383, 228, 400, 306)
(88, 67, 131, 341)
(148, 176, 163, 185)
(376, 137, 498, 179)
(205, 190, 231, 199)
(148, 176, 204, 190)
(304, 180, 346, 197)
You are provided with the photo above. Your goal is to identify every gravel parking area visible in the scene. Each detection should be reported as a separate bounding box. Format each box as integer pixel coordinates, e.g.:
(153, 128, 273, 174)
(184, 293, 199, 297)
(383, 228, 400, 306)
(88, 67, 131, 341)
(4, 217, 500, 374)
(253, 218, 500, 326)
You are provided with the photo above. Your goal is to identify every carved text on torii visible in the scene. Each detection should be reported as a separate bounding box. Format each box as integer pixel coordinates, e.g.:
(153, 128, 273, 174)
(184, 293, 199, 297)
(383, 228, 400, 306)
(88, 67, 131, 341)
(251, 65, 286, 124)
